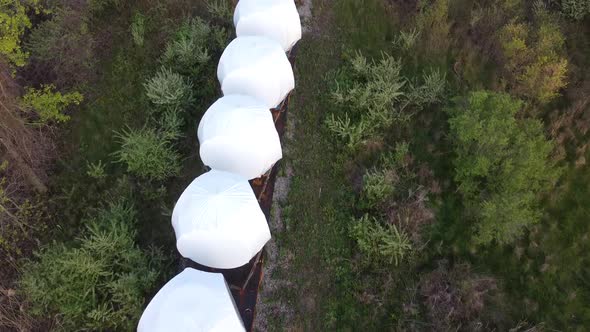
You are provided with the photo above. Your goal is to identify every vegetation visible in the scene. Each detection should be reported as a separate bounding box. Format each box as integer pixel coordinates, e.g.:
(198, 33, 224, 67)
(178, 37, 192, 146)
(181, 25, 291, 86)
(1, 0, 589, 330)
(114, 126, 181, 181)
(21, 85, 83, 123)
(260, 0, 590, 331)
(447, 91, 559, 245)
(0, 1, 228, 330)
(21, 201, 163, 331)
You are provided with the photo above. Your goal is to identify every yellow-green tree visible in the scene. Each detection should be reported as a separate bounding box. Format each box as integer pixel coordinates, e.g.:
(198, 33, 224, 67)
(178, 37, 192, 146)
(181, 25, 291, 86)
(0, 0, 42, 67)
(497, 10, 568, 104)
(447, 91, 559, 245)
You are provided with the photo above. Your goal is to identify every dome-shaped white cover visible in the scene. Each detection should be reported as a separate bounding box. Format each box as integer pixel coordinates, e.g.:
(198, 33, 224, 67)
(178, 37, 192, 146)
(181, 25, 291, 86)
(172, 170, 270, 269)
(234, 0, 302, 52)
(198, 95, 282, 180)
(217, 36, 294, 108)
(138, 268, 245, 332)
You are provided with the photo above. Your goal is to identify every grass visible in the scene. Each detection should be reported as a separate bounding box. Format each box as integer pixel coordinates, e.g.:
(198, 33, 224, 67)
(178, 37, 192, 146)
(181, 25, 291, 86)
(268, 0, 590, 330)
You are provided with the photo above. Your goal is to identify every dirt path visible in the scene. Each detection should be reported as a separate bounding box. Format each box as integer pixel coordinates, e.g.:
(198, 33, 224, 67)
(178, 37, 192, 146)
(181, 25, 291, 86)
(253, 1, 317, 331)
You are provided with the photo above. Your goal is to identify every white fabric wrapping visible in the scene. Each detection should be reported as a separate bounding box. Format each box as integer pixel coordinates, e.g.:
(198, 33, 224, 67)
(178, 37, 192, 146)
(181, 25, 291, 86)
(138, 268, 245, 332)
(198, 95, 282, 180)
(171, 170, 270, 269)
(217, 36, 294, 109)
(234, 0, 302, 51)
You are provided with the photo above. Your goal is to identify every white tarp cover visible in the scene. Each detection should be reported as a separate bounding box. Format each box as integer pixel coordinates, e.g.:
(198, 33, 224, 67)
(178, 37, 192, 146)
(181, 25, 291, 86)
(217, 36, 294, 109)
(138, 268, 245, 332)
(234, 0, 302, 52)
(198, 95, 282, 180)
(172, 170, 270, 269)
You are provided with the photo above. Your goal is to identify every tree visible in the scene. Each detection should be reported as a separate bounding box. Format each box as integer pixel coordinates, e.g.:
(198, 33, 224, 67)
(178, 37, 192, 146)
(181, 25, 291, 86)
(561, 0, 590, 20)
(144, 67, 194, 109)
(447, 91, 559, 245)
(0, 0, 42, 67)
(114, 126, 181, 180)
(497, 8, 568, 104)
(326, 51, 445, 151)
(26, 7, 96, 87)
(160, 18, 212, 77)
(21, 84, 83, 123)
(20, 201, 164, 331)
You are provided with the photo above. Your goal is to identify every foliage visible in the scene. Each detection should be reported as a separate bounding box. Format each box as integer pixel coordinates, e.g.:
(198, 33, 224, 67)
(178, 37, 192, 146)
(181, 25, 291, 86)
(26, 7, 96, 87)
(392, 28, 420, 51)
(20, 201, 164, 331)
(130, 13, 146, 47)
(114, 126, 181, 180)
(497, 11, 568, 104)
(349, 214, 412, 266)
(86, 160, 107, 180)
(21, 84, 83, 123)
(144, 67, 194, 109)
(446, 91, 559, 245)
(161, 18, 212, 77)
(327, 52, 445, 150)
(407, 69, 446, 106)
(206, 0, 233, 24)
(419, 261, 500, 330)
(415, 0, 450, 57)
(327, 52, 406, 149)
(0, 0, 43, 67)
(561, 0, 590, 20)
(88, 0, 122, 13)
(361, 168, 395, 208)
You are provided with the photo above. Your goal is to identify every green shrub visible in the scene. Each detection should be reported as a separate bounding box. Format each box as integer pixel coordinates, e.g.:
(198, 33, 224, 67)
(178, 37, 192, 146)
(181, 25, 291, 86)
(144, 67, 194, 109)
(327, 52, 408, 150)
(0, 0, 44, 67)
(446, 91, 560, 245)
(20, 201, 164, 331)
(497, 10, 568, 104)
(156, 109, 184, 141)
(86, 160, 107, 180)
(561, 0, 590, 20)
(349, 214, 412, 266)
(21, 84, 83, 123)
(407, 69, 446, 107)
(130, 13, 146, 47)
(88, 0, 122, 13)
(206, 0, 233, 23)
(415, 0, 450, 58)
(361, 168, 395, 208)
(26, 7, 96, 86)
(114, 126, 181, 180)
(161, 18, 212, 77)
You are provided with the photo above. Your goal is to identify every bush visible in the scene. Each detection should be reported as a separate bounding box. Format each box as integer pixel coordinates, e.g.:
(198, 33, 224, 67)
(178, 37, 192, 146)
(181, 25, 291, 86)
(130, 13, 146, 47)
(497, 10, 568, 104)
(446, 91, 559, 245)
(144, 67, 194, 109)
(20, 201, 164, 331)
(21, 84, 83, 123)
(26, 7, 96, 87)
(0, 0, 43, 67)
(114, 126, 181, 180)
(361, 168, 396, 209)
(349, 214, 412, 267)
(561, 0, 590, 20)
(327, 52, 407, 149)
(161, 18, 212, 77)
(415, 0, 450, 58)
(327, 52, 445, 151)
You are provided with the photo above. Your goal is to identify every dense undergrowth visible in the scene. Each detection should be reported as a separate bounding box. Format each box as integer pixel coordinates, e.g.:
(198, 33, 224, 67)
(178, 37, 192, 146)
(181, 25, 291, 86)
(269, 0, 590, 330)
(0, 0, 233, 330)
